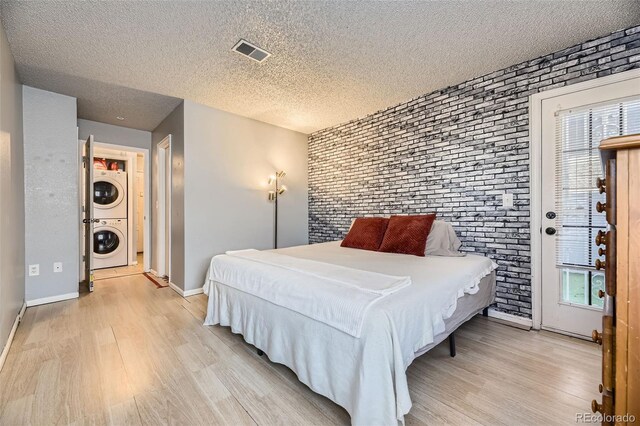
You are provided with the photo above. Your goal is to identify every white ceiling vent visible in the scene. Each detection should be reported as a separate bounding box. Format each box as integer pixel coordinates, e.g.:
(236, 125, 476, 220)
(232, 39, 271, 63)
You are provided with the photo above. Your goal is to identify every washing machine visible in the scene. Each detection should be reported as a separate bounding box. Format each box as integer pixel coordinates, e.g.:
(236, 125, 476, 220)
(93, 219, 127, 269)
(93, 170, 127, 219)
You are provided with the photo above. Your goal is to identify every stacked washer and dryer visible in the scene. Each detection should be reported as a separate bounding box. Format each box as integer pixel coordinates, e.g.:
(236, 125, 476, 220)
(93, 169, 128, 269)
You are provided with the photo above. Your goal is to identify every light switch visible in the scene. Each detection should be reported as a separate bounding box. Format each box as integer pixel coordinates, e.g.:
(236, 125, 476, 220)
(53, 262, 63, 273)
(502, 193, 514, 208)
(29, 264, 39, 276)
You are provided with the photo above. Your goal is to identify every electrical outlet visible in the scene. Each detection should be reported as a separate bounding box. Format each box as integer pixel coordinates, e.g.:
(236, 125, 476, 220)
(28, 264, 39, 276)
(53, 262, 63, 273)
(502, 193, 514, 209)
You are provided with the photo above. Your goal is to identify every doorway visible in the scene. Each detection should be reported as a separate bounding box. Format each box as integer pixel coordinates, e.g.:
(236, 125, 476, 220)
(79, 139, 151, 283)
(530, 70, 640, 338)
(156, 135, 171, 280)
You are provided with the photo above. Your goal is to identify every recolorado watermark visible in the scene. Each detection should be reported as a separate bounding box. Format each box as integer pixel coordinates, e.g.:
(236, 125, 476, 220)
(576, 412, 636, 423)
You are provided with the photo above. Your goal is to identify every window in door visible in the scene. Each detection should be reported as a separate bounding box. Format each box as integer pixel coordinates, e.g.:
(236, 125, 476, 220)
(555, 97, 640, 308)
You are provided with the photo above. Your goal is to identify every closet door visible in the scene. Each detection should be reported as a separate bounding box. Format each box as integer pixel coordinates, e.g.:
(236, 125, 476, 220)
(83, 135, 97, 291)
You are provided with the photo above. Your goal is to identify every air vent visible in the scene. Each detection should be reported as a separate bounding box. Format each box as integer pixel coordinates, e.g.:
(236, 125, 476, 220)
(232, 39, 271, 63)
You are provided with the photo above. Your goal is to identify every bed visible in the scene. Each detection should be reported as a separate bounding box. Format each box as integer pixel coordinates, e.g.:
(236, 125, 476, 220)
(203, 240, 497, 425)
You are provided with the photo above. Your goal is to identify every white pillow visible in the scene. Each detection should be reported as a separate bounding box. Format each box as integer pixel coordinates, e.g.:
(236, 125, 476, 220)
(425, 220, 465, 256)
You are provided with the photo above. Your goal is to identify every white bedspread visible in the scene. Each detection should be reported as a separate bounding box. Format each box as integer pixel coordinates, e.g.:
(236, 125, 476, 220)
(203, 242, 498, 425)
(206, 249, 411, 337)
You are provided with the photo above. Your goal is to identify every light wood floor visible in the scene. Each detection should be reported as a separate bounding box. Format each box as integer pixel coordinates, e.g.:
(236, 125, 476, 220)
(0, 274, 600, 425)
(94, 253, 145, 281)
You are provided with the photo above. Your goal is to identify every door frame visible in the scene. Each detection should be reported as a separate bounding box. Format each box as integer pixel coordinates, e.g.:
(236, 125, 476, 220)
(529, 68, 640, 331)
(157, 135, 172, 279)
(78, 140, 152, 276)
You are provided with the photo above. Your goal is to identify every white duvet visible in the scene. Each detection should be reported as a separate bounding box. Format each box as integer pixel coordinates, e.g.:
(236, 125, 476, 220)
(206, 249, 411, 337)
(203, 241, 498, 425)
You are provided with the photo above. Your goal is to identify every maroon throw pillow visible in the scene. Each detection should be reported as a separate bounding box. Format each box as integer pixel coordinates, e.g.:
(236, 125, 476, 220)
(378, 214, 437, 256)
(341, 217, 390, 251)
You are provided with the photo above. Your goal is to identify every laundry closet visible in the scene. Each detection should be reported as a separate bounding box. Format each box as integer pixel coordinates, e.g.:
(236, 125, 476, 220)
(79, 139, 148, 281)
(93, 153, 130, 269)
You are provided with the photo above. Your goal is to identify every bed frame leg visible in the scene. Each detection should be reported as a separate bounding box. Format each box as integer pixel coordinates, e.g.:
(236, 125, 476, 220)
(256, 349, 264, 356)
(482, 307, 489, 317)
(449, 333, 456, 358)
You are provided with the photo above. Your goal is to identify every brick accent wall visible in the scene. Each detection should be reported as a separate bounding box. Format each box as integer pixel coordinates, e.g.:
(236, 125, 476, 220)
(308, 26, 640, 318)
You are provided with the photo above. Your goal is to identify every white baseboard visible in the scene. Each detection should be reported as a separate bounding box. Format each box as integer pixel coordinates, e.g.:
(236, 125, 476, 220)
(183, 287, 204, 297)
(0, 302, 26, 373)
(486, 308, 533, 330)
(26, 292, 79, 307)
(166, 281, 203, 298)
(168, 281, 184, 297)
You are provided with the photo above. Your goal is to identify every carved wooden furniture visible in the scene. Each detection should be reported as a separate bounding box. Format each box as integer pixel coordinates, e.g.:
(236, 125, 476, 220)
(592, 134, 640, 425)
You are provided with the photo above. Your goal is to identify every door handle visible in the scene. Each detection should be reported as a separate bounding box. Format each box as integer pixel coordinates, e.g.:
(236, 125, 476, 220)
(545, 227, 556, 235)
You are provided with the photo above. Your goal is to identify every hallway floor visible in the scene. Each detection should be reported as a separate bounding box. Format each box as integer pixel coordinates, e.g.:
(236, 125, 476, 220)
(94, 253, 144, 280)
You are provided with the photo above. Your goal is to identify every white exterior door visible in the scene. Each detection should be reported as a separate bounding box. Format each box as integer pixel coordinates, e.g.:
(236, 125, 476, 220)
(540, 78, 640, 337)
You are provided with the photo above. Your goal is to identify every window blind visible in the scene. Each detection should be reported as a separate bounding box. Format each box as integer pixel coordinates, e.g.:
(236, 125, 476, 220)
(555, 96, 640, 268)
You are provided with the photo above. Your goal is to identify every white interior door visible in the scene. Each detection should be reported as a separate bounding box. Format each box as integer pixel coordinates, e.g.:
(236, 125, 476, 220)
(136, 171, 144, 253)
(540, 78, 640, 337)
(83, 135, 96, 292)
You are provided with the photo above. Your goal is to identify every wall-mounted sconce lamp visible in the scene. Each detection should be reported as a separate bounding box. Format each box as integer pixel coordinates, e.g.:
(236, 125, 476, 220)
(268, 170, 287, 248)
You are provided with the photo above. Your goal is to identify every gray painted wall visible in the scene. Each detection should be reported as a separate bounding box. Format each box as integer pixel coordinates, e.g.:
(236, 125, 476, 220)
(182, 100, 308, 291)
(151, 102, 185, 288)
(23, 86, 79, 302)
(0, 19, 24, 352)
(308, 25, 640, 319)
(78, 119, 151, 151)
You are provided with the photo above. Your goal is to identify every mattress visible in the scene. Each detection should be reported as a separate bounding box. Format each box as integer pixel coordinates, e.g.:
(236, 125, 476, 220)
(203, 241, 497, 425)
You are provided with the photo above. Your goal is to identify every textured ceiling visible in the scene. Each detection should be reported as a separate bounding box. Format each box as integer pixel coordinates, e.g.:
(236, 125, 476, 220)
(1, 1, 639, 133)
